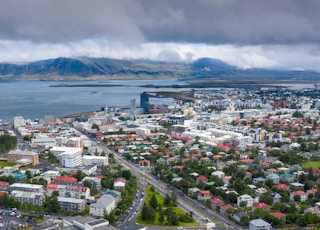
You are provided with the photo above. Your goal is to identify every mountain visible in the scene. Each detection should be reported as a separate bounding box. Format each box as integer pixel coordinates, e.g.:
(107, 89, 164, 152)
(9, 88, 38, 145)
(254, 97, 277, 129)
(0, 57, 319, 81)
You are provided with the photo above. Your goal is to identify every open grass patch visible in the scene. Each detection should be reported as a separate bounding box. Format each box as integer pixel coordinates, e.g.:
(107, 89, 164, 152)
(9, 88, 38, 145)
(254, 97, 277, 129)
(301, 160, 320, 169)
(135, 185, 199, 227)
(0, 161, 15, 167)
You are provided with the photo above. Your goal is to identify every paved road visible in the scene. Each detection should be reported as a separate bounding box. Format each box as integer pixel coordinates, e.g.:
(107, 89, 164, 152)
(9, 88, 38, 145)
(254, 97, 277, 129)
(98, 142, 243, 230)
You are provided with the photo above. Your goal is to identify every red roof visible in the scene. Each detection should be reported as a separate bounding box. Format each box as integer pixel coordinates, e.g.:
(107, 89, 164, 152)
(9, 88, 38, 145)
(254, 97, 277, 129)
(276, 184, 289, 190)
(0, 191, 6, 196)
(0, 181, 9, 186)
(95, 175, 107, 179)
(220, 205, 233, 211)
(239, 159, 254, 164)
(54, 176, 77, 183)
(197, 175, 208, 181)
(253, 202, 269, 209)
(291, 190, 307, 196)
(270, 212, 286, 218)
(211, 198, 223, 204)
(198, 190, 211, 196)
(46, 183, 58, 190)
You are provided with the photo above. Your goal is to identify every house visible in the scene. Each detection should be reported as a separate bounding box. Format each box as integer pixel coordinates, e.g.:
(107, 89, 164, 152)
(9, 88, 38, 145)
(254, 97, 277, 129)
(210, 198, 224, 209)
(252, 202, 270, 211)
(237, 194, 253, 207)
(290, 190, 307, 202)
(103, 190, 122, 203)
(266, 173, 280, 184)
(196, 175, 208, 184)
(220, 205, 234, 215)
(113, 179, 126, 191)
(90, 194, 116, 217)
(270, 192, 282, 203)
(249, 218, 271, 230)
(197, 190, 212, 201)
(269, 212, 286, 222)
(0, 181, 10, 191)
(276, 184, 289, 190)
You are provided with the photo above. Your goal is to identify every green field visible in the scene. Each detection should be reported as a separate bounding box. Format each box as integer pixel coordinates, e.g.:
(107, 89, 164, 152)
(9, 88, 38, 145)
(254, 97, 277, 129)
(0, 161, 15, 167)
(135, 185, 199, 227)
(302, 160, 320, 169)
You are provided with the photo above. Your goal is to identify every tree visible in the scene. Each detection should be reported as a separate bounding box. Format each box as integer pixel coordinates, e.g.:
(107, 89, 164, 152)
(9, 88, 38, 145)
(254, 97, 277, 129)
(122, 170, 132, 180)
(92, 124, 99, 131)
(45, 196, 61, 213)
(164, 194, 172, 207)
(171, 191, 177, 207)
(149, 194, 158, 210)
(141, 203, 155, 222)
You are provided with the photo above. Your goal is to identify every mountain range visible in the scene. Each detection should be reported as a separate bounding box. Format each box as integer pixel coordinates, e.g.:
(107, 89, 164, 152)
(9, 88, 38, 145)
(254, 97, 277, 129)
(0, 57, 319, 81)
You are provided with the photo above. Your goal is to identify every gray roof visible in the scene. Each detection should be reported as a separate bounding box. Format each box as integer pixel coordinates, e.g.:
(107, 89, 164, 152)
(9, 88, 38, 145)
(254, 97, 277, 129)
(90, 194, 115, 208)
(250, 218, 271, 227)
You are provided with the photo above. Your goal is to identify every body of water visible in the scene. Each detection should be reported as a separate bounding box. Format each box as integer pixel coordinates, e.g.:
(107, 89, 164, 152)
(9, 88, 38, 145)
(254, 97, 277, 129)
(0, 80, 189, 121)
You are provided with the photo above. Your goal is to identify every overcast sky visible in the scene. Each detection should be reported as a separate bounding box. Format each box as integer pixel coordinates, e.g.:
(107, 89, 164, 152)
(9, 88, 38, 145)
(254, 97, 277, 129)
(1, 0, 320, 70)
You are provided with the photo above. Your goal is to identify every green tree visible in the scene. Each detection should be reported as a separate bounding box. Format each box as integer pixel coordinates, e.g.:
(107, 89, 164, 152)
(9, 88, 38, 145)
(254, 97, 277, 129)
(164, 194, 171, 207)
(149, 194, 158, 210)
(45, 196, 61, 213)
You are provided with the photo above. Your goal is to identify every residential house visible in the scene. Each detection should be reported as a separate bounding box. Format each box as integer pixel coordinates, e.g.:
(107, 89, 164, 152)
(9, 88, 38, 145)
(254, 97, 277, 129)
(114, 179, 126, 191)
(249, 218, 271, 230)
(269, 212, 286, 222)
(290, 190, 307, 202)
(196, 175, 208, 184)
(210, 198, 224, 209)
(220, 205, 234, 215)
(237, 194, 253, 207)
(54, 176, 78, 185)
(197, 190, 212, 201)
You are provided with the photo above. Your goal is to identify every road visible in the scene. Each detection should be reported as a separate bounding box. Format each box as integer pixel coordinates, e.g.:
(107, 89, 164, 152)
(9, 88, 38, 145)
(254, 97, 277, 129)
(99, 142, 243, 230)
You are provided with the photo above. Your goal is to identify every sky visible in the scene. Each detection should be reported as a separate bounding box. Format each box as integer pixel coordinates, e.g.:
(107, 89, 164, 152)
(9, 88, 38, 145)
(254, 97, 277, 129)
(0, 0, 320, 70)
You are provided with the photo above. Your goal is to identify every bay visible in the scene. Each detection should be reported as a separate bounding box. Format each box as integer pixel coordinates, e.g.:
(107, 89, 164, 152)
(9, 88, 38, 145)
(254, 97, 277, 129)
(0, 80, 189, 121)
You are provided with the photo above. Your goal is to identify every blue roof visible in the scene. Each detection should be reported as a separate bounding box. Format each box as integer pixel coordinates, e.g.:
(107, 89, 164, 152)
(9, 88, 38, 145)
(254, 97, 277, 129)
(266, 173, 280, 179)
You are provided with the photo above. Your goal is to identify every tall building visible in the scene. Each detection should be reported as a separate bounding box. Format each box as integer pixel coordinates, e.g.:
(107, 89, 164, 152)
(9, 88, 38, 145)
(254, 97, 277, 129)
(140, 92, 149, 114)
(130, 98, 136, 115)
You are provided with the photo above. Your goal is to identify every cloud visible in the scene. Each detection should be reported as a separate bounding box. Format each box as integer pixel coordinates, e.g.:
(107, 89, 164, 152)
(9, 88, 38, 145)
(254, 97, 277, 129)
(0, 0, 319, 45)
(0, 0, 320, 70)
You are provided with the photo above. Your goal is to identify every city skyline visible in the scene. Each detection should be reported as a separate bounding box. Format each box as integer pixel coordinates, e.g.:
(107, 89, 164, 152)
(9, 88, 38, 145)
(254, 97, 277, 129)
(0, 0, 320, 71)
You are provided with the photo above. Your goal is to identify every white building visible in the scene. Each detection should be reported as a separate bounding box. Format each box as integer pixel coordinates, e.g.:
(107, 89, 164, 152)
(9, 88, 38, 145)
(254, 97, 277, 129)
(31, 135, 56, 149)
(82, 155, 108, 166)
(50, 147, 82, 168)
(89, 194, 116, 217)
(237, 194, 253, 207)
(14, 116, 25, 128)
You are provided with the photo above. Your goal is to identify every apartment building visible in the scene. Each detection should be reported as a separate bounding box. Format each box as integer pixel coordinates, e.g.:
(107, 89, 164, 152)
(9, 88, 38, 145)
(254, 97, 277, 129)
(82, 155, 108, 166)
(57, 196, 86, 212)
(9, 183, 44, 193)
(11, 190, 45, 206)
(89, 194, 116, 217)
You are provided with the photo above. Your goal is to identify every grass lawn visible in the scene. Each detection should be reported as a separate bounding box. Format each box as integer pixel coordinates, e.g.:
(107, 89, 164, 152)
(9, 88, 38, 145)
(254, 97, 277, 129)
(301, 160, 320, 169)
(0, 161, 15, 167)
(135, 185, 200, 227)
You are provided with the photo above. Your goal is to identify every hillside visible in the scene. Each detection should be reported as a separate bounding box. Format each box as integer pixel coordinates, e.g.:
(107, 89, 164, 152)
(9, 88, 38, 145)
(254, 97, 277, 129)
(0, 57, 319, 81)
